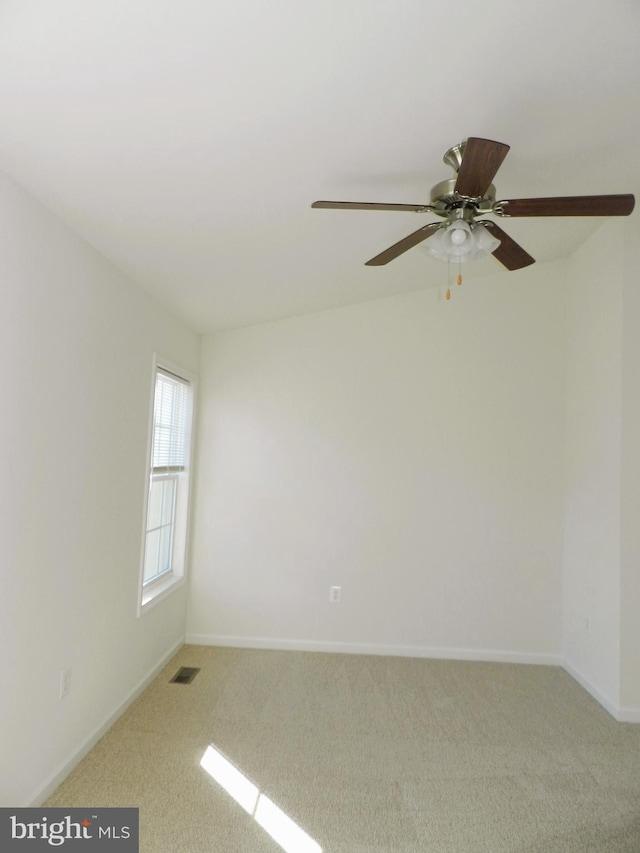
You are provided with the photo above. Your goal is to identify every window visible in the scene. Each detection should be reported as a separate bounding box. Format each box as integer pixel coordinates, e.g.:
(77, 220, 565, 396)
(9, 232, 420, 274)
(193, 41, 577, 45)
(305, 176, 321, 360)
(139, 358, 195, 613)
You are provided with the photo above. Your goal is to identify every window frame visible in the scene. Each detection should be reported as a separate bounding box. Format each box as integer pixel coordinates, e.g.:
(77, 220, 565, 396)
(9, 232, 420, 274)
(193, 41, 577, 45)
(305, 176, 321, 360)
(138, 355, 196, 616)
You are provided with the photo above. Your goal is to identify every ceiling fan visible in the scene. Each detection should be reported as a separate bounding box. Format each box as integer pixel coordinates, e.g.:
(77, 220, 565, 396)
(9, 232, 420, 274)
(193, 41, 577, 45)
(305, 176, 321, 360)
(312, 137, 635, 270)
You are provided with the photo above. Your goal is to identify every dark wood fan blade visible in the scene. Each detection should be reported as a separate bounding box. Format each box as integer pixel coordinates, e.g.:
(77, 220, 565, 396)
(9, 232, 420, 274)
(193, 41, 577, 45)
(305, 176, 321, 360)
(312, 201, 429, 212)
(454, 137, 510, 199)
(496, 194, 635, 217)
(365, 223, 442, 266)
(483, 222, 535, 270)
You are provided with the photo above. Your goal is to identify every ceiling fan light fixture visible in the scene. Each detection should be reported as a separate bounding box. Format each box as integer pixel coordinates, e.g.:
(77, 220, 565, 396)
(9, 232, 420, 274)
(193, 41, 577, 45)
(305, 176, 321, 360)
(423, 220, 501, 264)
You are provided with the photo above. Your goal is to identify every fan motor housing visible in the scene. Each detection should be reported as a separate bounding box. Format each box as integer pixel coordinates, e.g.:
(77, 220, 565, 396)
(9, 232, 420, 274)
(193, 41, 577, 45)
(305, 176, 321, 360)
(429, 178, 496, 217)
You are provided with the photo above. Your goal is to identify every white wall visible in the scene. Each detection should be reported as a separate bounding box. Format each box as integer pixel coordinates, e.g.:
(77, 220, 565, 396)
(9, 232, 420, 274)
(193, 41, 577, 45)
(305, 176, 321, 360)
(0, 169, 199, 806)
(188, 263, 566, 660)
(620, 217, 640, 713)
(561, 219, 624, 712)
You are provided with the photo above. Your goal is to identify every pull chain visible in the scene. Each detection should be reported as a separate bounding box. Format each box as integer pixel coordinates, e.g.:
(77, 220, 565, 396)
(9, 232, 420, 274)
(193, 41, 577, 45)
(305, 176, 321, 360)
(445, 262, 462, 301)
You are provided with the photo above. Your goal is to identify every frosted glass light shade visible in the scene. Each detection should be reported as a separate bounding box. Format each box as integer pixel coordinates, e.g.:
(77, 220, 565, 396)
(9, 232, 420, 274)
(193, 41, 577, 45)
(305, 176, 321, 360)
(424, 221, 501, 263)
(474, 223, 501, 255)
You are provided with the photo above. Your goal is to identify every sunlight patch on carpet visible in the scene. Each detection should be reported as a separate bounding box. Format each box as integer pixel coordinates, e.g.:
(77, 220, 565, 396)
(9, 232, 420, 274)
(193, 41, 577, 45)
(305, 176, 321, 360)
(200, 745, 321, 853)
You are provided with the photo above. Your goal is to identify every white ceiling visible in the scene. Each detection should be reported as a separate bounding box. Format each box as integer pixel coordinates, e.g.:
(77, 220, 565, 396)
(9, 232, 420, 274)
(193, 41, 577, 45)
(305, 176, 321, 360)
(1, 0, 639, 333)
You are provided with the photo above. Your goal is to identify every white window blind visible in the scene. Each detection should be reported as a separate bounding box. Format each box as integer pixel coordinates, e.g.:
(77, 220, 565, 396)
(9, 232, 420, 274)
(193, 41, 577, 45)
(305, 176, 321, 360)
(152, 370, 190, 472)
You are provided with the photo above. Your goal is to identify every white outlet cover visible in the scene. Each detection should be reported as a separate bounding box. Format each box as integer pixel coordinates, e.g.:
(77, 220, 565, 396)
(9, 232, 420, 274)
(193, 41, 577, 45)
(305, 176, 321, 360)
(59, 668, 71, 699)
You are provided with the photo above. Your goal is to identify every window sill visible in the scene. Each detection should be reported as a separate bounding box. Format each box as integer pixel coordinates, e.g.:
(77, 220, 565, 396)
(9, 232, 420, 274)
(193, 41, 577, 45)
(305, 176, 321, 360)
(139, 573, 185, 616)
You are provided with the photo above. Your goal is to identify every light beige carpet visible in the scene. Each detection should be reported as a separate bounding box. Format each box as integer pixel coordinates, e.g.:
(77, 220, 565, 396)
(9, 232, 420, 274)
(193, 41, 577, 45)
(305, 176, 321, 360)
(46, 646, 640, 852)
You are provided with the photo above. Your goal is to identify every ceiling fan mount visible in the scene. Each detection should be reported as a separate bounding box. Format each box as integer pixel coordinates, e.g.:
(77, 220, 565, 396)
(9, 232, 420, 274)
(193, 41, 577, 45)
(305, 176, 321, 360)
(312, 137, 635, 270)
(442, 140, 467, 173)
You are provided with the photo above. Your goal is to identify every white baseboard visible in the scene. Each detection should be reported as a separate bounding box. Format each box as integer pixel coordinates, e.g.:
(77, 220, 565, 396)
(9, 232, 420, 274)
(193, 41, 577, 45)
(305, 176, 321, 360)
(28, 633, 637, 805)
(25, 636, 639, 806)
(560, 659, 619, 718)
(616, 707, 640, 724)
(27, 636, 185, 807)
(185, 633, 561, 667)
(187, 635, 640, 722)
(561, 659, 640, 723)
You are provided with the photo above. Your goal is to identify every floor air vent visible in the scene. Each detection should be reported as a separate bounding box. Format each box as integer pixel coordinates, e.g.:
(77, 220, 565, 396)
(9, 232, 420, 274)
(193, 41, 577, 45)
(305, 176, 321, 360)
(170, 666, 201, 684)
